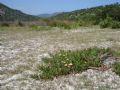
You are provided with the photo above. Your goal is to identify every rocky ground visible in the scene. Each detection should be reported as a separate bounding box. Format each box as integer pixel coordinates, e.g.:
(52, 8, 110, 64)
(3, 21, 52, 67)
(0, 27, 120, 90)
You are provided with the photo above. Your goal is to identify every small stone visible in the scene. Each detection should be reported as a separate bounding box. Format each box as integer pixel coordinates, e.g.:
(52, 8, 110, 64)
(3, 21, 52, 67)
(100, 53, 110, 61)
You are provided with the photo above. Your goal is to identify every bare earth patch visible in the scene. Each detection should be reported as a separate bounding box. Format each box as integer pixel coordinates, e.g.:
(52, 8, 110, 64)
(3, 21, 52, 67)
(0, 27, 120, 90)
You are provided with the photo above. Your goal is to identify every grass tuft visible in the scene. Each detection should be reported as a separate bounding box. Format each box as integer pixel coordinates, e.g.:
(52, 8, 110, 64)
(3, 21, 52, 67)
(112, 62, 120, 76)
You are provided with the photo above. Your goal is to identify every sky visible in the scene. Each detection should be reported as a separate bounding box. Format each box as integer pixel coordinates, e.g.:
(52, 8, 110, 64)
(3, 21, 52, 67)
(0, 0, 120, 15)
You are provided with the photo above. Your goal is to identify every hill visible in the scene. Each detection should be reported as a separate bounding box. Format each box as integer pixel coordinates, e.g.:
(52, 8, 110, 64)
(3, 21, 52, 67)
(38, 12, 60, 18)
(52, 3, 120, 22)
(38, 14, 53, 18)
(45, 3, 120, 29)
(0, 3, 38, 22)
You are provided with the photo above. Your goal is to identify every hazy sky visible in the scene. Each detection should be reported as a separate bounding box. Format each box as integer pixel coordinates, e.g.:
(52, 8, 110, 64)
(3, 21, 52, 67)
(0, 0, 120, 15)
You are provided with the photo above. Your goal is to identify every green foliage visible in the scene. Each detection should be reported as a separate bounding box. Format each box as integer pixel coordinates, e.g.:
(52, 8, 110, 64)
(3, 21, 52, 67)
(99, 17, 120, 29)
(111, 21, 120, 29)
(111, 50, 120, 57)
(112, 63, 120, 76)
(45, 19, 77, 29)
(29, 24, 38, 29)
(77, 20, 88, 26)
(99, 20, 111, 28)
(37, 26, 52, 31)
(38, 48, 111, 79)
(96, 3, 120, 21)
(30, 25, 52, 31)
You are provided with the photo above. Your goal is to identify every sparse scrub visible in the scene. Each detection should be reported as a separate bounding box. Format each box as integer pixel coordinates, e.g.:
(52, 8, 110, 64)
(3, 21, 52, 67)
(38, 48, 112, 79)
(45, 19, 79, 29)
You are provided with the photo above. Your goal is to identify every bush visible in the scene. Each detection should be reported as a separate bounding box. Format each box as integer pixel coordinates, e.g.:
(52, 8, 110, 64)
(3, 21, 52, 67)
(0, 23, 10, 27)
(99, 16, 112, 28)
(45, 19, 78, 29)
(111, 21, 120, 29)
(99, 19, 111, 28)
(78, 20, 86, 26)
(53, 20, 72, 29)
(38, 48, 111, 79)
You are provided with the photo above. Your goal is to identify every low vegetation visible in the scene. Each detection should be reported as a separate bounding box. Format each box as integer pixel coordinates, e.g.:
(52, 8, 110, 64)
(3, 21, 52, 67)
(36, 47, 120, 80)
(38, 48, 112, 79)
(112, 63, 120, 76)
(30, 25, 52, 31)
(0, 22, 10, 27)
(111, 21, 120, 29)
(99, 16, 112, 28)
(99, 16, 120, 29)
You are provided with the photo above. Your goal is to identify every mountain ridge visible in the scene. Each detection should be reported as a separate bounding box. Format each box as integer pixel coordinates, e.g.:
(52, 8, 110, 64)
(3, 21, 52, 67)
(38, 12, 60, 18)
(0, 3, 38, 22)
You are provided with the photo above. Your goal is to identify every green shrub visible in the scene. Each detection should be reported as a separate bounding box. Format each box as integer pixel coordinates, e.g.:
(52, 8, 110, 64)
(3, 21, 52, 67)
(112, 63, 120, 76)
(111, 21, 120, 29)
(99, 16, 112, 28)
(78, 20, 86, 26)
(45, 19, 78, 29)
(38, 48, 111, 79)
(53, 20, 72, 29)
(0, 23, 10, 27)
(99, 19, 110, 28)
